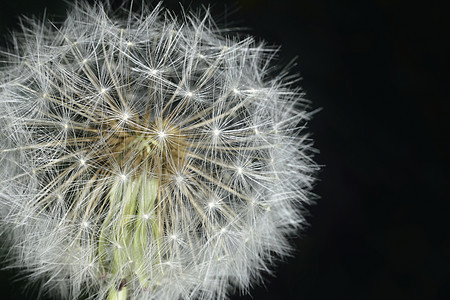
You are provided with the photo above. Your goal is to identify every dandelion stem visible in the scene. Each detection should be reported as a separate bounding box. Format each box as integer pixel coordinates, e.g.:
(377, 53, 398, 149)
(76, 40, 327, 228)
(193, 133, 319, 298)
(101, 167, 160, 299)
(108, 285, 127, 300)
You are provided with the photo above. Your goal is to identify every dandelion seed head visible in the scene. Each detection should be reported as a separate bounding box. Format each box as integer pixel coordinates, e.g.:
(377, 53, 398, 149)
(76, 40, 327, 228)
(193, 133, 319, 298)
(208, 201, 217, 209)
(0, 2, 318, 300)
(236, 167, 245, 177)
(175, 175, 184, 185)
(213, 128, 221, 136)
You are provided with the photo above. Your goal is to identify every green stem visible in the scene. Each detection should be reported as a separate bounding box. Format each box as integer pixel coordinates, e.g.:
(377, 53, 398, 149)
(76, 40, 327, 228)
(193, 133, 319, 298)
(133, 173, 159, 287)
(107, 286, 127, 300)
(100, 135, 163, 298)
(101, 171, 159, 299)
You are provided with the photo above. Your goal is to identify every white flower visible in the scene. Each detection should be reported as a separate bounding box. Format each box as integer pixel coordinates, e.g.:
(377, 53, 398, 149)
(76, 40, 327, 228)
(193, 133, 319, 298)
(0, 2, 317, 299)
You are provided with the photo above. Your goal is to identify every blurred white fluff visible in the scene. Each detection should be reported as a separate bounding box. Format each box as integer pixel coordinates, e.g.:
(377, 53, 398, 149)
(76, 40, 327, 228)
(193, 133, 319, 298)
(0, 1, 317, 299)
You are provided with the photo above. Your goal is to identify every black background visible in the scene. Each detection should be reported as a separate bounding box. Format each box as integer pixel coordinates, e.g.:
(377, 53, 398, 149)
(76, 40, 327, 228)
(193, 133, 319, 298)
(1, 0, 448, 299)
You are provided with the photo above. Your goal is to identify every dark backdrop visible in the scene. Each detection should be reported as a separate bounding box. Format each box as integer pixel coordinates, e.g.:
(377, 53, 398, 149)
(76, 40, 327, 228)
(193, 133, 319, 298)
(1, 0, 448, 299)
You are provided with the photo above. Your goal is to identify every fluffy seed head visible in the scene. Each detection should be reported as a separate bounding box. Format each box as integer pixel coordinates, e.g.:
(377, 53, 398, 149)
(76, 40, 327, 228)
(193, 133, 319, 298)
(0, 2, 317, 299)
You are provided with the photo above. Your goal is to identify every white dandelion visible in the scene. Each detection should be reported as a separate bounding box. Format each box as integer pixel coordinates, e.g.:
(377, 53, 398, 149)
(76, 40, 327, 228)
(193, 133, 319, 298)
(0, 2, 317, 299)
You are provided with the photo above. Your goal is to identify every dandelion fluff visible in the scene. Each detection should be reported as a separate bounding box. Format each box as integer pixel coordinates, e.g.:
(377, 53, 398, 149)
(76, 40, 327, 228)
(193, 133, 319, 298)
(0, 2, 317, 299)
